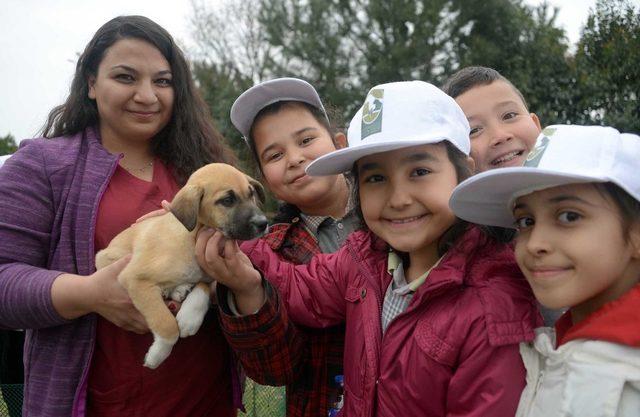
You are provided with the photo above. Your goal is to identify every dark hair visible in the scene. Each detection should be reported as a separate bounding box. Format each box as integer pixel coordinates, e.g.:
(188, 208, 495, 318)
(596, 182, 640, 239)
(40, 15, 234, 184)
(247, 100, 344, 224)
(441, 66, 528, 110)
(351, 141, 474, 259)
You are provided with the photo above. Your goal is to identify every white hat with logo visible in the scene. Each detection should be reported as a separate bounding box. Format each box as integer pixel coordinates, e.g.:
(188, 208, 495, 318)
(306, 80, 470, 176)
(449, 124, 640, 228)
(230, 77, 327, 141)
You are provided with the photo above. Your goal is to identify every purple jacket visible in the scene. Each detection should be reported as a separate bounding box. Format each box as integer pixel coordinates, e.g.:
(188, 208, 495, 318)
(0, 128, 241, 416)
(244, 227, 542, 417)
(0, 128, 117, 417)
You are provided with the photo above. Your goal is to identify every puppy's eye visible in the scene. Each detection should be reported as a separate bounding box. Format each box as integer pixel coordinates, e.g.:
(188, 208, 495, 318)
(216, 194, 236, 207)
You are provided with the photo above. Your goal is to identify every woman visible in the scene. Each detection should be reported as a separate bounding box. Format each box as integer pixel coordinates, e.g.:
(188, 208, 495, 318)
(0, 15, 238, 417)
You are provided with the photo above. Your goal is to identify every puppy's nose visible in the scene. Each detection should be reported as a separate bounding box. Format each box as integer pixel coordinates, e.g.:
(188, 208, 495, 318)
(251, 215, 268, 233)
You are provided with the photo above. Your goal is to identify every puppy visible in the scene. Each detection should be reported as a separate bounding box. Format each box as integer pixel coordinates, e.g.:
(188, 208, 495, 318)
(95, 163, 268, 369)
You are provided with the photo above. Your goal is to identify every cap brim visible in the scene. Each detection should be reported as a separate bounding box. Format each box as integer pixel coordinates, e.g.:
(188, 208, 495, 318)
(230, 78, 326, 140)
(449, 168, 602, 228)
(306, 137, 450, 176)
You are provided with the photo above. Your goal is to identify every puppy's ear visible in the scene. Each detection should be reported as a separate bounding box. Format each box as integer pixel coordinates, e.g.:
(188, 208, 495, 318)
(247, 177, 266, 204)
(170, 184, 203, 231)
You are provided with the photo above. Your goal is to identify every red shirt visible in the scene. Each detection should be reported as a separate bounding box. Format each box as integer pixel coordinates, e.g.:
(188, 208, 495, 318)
(88, 161, 235, 417)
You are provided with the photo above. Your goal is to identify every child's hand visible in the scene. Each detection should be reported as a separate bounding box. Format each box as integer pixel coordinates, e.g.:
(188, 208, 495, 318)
(135, 199, 172, 223)
(195, 228, 264, 314)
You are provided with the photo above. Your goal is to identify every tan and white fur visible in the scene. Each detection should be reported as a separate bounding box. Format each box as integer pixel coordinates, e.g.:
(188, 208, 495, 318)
(95, 163, 267, 369)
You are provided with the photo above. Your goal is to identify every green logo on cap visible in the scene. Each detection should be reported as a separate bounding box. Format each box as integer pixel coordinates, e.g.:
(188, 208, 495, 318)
(361, 89, 384, 140)
(524, 135, 550, 167)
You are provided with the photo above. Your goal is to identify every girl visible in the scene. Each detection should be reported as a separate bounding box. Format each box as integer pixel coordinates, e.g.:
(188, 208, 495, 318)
(197, 81, 541, 417)
(450, 124, 640, 417)
(0, 16, 237, 417)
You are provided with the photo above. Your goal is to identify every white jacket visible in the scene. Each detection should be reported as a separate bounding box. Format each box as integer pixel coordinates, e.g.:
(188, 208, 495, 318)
(516, 327, 640, 417)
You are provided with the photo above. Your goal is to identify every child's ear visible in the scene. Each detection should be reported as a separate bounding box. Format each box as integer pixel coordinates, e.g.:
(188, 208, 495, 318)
(629, 222, 640, 259)
(334, 132, 348, 149)
(465, 156, 476, 175)
(530, 113, 542, 131)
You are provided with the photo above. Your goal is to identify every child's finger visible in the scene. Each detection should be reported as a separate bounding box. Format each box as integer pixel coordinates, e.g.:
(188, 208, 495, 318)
(195, 228, 216, 263)
(161, 200, 172, 211)
(134, 208, 166, 224)
(205, 231, 225, 263)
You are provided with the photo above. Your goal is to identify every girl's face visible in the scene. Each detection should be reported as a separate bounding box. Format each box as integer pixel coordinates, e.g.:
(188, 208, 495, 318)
(513, 183, 640, 323)
(88, 38, 174, 146)
(252, 104, 347, 215)
(357, 143, 459, 269)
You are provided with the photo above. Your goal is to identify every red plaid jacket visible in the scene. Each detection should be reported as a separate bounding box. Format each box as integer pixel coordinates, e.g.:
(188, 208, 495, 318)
(218, 217, 346, 417)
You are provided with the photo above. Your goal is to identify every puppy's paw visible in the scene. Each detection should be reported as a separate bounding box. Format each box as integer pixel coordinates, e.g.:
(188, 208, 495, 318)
(170, 284, 193, 303)
(144, 335, 176, 369)
(176, 285, 210, 338)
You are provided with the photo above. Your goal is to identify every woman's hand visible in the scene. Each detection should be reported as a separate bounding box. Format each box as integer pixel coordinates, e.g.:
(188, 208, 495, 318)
(195, 229, 264, 315)
(52, 256, 149, 334)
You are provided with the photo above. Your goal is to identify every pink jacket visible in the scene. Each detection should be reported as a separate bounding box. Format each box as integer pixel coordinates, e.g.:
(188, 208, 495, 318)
(243, 226, 541, 417)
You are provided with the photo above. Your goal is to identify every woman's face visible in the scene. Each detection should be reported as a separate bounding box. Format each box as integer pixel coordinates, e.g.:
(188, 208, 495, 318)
(88, 38, 174, 146)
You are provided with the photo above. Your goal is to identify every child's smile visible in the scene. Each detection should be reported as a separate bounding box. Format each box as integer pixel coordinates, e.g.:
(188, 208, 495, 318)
(357, 143, 459, 274)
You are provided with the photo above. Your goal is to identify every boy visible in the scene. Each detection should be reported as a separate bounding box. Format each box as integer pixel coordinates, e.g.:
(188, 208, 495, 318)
(442, 66, 541, 172)
(442, 66, 561, 326)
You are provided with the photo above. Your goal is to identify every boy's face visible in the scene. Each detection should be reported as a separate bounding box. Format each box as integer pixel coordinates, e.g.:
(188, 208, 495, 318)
(513, 183, 640, 322)
(455, 80, 541, 172)
(252, 104, 346, 214)
(357, 143, 460, 271)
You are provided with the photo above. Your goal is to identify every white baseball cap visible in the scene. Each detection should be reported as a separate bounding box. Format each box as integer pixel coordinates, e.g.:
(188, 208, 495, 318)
(449, 125, 640, 228)
(306, 80, 470, 176)
(230, 77, 328, 141)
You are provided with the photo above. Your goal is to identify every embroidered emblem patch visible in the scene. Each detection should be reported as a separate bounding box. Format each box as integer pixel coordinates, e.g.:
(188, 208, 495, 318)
(361, 88, 384, 140)
(524, 127, 556, 168)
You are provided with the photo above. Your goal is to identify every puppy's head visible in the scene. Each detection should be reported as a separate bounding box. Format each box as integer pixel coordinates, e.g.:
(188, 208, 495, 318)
(170, 163, 268, 240)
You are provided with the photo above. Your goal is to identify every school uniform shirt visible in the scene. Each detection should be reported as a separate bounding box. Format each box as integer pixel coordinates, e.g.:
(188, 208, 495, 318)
(241, 226, 541, 417)
(219, 207, 358, 417)
(516, 284, 640, 417)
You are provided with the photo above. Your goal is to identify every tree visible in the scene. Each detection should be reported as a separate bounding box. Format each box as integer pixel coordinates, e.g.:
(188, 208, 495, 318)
(447, 0, 575, 126)
(257, 0, 456, 118)
(0, 133, 17, 155)
(573, 0, 640, 132)
(189, 0, 270, 174)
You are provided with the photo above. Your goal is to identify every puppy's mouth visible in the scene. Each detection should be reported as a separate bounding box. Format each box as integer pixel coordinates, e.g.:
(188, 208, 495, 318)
(219, 217, 269, 241)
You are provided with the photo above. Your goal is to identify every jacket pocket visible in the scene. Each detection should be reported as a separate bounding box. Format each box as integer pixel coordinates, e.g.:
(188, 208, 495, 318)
(343, 382, 366, 416)
(342, 283, 367, 402)
(414, 318, 458, 368)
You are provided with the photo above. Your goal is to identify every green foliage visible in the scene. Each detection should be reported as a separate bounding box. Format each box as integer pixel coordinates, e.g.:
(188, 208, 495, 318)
(189, 0, 640, 156)
(0, 134, 17, 155)
(573, 0, 640, 132)
(254, 0, 575, 125)
(448, 0, 576, 126)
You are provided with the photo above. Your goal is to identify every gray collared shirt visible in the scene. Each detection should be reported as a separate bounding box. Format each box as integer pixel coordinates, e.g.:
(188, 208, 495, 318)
(299, 196, 360, 253)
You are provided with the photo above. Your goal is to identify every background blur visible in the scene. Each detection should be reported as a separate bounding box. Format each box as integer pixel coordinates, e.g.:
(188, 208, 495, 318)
(1, 0, 639, 172)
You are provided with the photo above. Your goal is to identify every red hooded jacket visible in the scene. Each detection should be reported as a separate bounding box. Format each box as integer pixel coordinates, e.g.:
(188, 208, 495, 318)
(243, 226, 542, 417)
